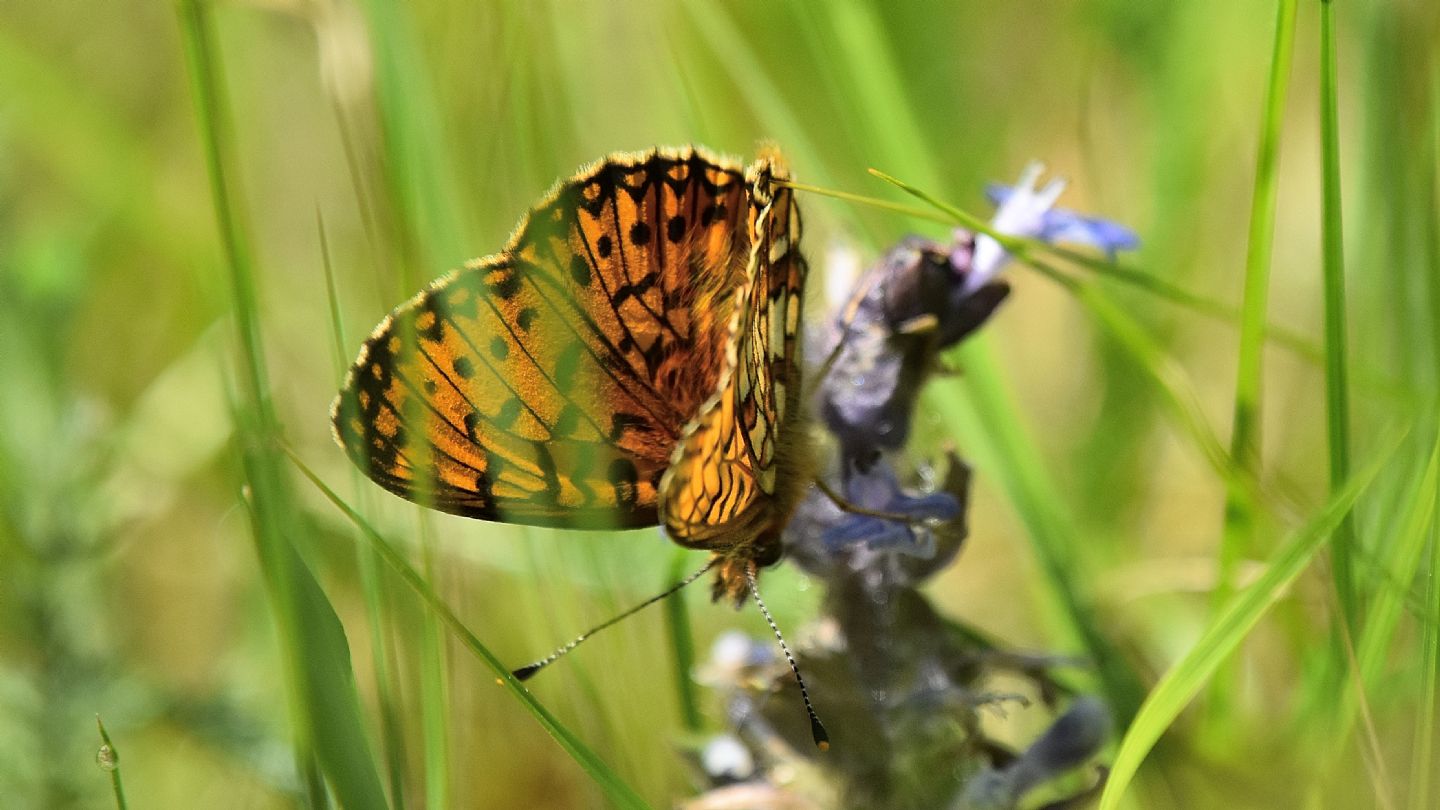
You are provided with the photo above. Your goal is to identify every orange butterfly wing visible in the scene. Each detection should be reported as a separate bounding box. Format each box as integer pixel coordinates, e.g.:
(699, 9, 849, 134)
(331, 147, 751, 529)
(658, 150, 810, 554)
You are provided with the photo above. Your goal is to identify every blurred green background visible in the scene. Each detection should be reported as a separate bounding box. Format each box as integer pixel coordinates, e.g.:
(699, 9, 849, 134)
(2, 0, 1437, 807)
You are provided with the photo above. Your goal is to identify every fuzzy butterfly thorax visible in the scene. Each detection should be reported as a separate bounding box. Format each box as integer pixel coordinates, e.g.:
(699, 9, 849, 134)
(331, 145, 810, 603)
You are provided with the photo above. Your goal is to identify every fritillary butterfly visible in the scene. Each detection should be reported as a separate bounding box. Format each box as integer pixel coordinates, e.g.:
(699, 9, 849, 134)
(330, 145, 810, 604)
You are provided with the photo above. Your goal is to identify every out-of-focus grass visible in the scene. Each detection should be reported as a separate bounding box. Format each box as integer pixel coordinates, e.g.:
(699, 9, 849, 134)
(289, 452, 653, 810)
(1101, 424, 1408, 810)
(176, 0, 386, 806)
(2, 0, 1437, 807)
(1214, 0, 1297, 625)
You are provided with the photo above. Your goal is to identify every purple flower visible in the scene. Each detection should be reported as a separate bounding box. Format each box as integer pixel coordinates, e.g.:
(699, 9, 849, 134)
(966, 162, 1140, 294)
(818, 164, 1138, 475)
(785, 454, 971, 588)
(817, 234, 1009, 471)
(817, 462, 959, 557)
(961, 697, 1111, 808)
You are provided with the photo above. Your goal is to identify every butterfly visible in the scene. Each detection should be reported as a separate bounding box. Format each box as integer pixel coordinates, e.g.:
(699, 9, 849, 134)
(330, 145, 811, 605)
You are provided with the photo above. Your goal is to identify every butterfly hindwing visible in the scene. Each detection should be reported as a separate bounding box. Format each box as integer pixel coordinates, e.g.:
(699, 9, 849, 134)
(332, 147, 753, 529)
(658, 151, 809, 549)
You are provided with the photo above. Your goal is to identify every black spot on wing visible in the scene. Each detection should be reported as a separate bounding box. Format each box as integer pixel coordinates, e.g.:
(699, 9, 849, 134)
(629, 221, 650, 246)
(495, 398, 522, 430)
(532, 441, 562, 503)
(552, 402, 582, 438)
(608, 457, 640, 507)
(484, 264, 521, 300)
(516, 307, 538, 331)
(462, 411, 483, 442)
(569, 255, 591, 286)
(609, 411, 652, 441)
(553, 342, 583, 391)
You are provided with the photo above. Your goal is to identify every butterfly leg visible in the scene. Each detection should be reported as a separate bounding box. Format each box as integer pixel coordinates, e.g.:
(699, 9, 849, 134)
(812, 477, 937, 527)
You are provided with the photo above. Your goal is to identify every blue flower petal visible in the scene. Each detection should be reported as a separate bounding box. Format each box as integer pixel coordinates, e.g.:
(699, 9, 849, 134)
(987, 182, 1139, 256)
(818, 466, 961, 555)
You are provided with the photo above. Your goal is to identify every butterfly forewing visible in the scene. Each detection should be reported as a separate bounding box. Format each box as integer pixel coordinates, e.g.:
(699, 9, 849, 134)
(332, 147, 753, 529)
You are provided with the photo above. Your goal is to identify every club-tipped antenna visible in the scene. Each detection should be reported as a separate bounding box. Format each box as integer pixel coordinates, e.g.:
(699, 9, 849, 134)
(512, 557, 718, 681)
(745, 566, 830, 751)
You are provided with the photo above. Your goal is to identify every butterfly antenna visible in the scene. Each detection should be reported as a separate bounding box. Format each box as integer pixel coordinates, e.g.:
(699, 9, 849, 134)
(745, 566, 830, 751)
(512, 557, 718, 681)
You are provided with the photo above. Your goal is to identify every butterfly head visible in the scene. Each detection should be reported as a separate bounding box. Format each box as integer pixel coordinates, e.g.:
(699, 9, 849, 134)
(709, 530, 786, 606)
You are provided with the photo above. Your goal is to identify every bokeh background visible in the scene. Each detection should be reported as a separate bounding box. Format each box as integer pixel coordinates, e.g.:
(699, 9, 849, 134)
(2, 0, 1437, 807)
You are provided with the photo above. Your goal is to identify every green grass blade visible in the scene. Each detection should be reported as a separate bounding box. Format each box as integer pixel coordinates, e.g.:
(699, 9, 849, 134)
(351, 0, 470, 280)
(346, 2, 476, 800)
(1216, 0, 1300, 608)
(1097, 425, 1407, 810)
(1334, 427, 1438, 801)
(418, 604, 450, 809)
(1429, 38, 1440, 390)
(1412, 488, 1440, 810)
(924, 368, 1146, 721)
(95, 716, 128, 810)
(675, 0, 828, 175)
(1413, 66, 1440, 810)
(288, 451, 655, 810)
(176, 2, 387, 807)
(1320, 0, 1359, 640)
(320, 215, 410, 808)
(664, 549, 702, 734)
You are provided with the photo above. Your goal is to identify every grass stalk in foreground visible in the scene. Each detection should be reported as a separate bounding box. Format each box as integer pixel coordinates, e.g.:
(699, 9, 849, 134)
(665, 549, 703, 733)
(418, 578, 451, 810)
(1320, 0, 1359, 642)
(1098, 425, 1408, 810)
(1412, 498, 1440, 810)
(95, 716, 127, 810)
(1215, 0, 1299, 613)
(177, 1, 387, 806)
(1330, 429, 1438, 804)
(289, 450, 655, 810)
(1411, 67, 1440, 810)
(349, 0, 474, 800)
(321, 215, 410, 808)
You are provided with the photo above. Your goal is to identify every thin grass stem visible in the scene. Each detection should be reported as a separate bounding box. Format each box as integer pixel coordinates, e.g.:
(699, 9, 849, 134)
(664, 549, 703, 733)
(1320, 0, 1359, 638)
(320, 213, 410, 808)
(95, 716, 128, 810)
(1216, 0, 1300, 611)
